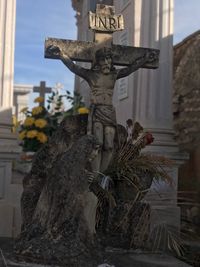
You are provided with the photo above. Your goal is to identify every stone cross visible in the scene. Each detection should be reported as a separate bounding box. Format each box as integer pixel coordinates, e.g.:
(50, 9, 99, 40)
(44, 4, 160, 235)
(33, 81, 52, 106)
(45, 4, 159, 68)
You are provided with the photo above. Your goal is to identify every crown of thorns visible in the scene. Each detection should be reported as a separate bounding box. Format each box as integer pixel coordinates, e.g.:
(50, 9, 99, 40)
(95, 47, 113, 59)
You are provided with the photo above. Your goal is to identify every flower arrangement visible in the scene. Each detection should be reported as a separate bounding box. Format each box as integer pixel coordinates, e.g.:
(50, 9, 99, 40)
(18, 90, 89, 153)
(18, 96, 60, 152)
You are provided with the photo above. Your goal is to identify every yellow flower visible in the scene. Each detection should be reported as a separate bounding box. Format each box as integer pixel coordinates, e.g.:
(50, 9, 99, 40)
(37, 132, 48, 143)
(26, 130, 38, 138)
(20, 107, 28, 113)
(78, 107, 89, 114)
(24, 117, 35, 126)
(19, 130, 26, 140)
(32, 106, 43, 115)
(34, 119, 47, 128)
(34, 96, 44, 103)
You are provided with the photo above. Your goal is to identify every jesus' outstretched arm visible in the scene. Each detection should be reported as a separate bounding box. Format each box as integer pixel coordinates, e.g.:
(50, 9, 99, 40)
(116, 51, 158, 79)
(47, 45, 89, 81)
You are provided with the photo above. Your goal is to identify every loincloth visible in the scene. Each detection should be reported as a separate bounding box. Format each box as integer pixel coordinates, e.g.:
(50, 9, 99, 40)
(87, 104, 117, 134)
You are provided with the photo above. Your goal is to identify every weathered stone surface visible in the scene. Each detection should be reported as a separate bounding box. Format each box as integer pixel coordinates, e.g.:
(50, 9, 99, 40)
(173, 30, 200, 150)
(15, 133, 102, 266)
(15, 113, 156, 265)
(173, 31, 200, 218)
(20, 114, 88, 231)
(97, 202, 150, 249)
(45, 38, 159, 68)
(20, 113, 127, 234)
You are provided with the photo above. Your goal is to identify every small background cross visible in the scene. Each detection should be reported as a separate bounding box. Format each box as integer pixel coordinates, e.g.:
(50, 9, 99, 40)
(33, 81, 52, 106)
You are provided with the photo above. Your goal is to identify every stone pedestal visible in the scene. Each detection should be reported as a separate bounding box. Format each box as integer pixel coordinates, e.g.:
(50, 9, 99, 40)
(135, 0, 187, 234)
(0, 108, 22, 237)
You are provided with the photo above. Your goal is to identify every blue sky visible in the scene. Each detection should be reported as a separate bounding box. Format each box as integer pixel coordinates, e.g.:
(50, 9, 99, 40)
(14, 0, 76, 101)
(174, 0, 200, 44)
(14, 1, 200, 105)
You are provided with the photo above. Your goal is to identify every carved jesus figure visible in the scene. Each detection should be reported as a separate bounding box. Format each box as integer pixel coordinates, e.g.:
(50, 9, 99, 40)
(48, 46, 156, 173)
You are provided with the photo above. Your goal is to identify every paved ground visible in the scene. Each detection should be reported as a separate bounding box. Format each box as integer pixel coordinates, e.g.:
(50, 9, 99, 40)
(104, 250, 192, 267)
(0, 238, 194, 267)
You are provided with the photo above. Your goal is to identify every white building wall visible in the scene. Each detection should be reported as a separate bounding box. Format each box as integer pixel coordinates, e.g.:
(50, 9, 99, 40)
(13, 84, 33, 121)
(0, 0, 16, 108)
(0, 0, 22, 238)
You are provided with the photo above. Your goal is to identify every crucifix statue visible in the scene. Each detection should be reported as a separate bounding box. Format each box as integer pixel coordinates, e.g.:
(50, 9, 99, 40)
(45, 4, 159, 174)
(33, 81, 52, 106)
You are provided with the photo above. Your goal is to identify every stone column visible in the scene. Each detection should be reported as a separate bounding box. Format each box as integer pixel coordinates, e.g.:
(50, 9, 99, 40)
(134, 0, 187, 234)
(0, 0, 22, 237)
(135, 0, 173, 131)
(0, 0, 16, 107)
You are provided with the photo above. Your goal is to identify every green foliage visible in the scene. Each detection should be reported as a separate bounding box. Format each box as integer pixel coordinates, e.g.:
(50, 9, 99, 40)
(18, 90, 87, 152)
